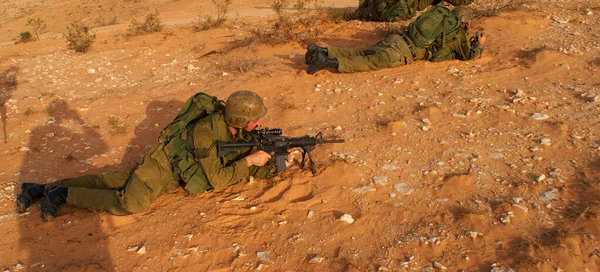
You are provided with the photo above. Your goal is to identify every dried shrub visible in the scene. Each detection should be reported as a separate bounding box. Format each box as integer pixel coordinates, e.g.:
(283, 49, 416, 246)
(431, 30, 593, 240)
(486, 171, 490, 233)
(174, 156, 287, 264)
(127, 10, 163, 36)
(26, 17, 47, 40)
(18, 31, 33, 43)
(216, 53, 266, 74)
(107, 115, 127, 135)
(193, 0, 232, 31)
(475, 0, 526, 17)
(64, 22, 96, 53)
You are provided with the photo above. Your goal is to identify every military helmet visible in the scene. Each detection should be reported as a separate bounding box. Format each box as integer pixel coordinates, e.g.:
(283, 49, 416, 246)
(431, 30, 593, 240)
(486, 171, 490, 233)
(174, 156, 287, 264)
(452, 6, 474, 23)
(224, 90, 267, 128)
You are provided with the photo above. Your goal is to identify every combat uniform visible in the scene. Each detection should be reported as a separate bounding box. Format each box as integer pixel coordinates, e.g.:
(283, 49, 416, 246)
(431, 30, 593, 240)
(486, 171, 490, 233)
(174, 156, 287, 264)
(48, 111, 274, 215)
(328, 28, 482, 73)
(346, 0, 473, 22)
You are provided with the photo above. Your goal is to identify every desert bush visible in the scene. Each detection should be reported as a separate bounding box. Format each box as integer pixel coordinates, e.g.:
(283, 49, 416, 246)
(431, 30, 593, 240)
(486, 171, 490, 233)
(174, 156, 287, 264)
(18, 31, 33, 43)
(193, 0, 232, 31)
(475, 0, 525, 17)
(64, 22, 97, 53)
(266, 0, 333, 44)
(26, 17, 47, 40)
(216, 53, 266, 74)
(127, 10, 163, 36)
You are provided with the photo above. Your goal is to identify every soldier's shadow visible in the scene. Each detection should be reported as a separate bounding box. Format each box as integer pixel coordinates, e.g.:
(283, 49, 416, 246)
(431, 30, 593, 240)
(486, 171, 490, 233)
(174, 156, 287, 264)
(17, 98, 183, 270)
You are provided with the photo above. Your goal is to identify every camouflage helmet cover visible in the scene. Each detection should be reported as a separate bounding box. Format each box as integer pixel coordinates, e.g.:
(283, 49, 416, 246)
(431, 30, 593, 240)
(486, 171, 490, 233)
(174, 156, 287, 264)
(452, 6, 474, 23)
(224, 90, 267, 128)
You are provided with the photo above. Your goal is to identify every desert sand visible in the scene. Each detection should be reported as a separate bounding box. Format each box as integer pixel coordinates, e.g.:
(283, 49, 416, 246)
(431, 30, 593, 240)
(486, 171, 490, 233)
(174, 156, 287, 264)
(0, 0, 599, 271)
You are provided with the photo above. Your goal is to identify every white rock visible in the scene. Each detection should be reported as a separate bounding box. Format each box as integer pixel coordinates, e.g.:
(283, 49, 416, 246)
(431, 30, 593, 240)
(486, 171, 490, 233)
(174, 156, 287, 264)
(531, 113, 550, 120)
(222, 72, 228, 76)
(393, 183, 414, 195)
(540, 138, 551, 146)
(307, 210, 314, 218)
(333, 126, 342, 131)
(339, 214, 355, 223)
(537, 174, 546, 182)
(187, 64, 195, 71)
(372, 176, 388, 185)
(257, 251, 274, 263)
(19, 147, 31, 152)
(447, 67, 459, 73)
(500, 216, 511, 224)
(585, 9, 593, 16)
(87, 68, 96, 74)
(137, 245, 147, 254)
(382, 164, 398, 171)
(352, 186, 376, 193)
(308, 256, 324, 263)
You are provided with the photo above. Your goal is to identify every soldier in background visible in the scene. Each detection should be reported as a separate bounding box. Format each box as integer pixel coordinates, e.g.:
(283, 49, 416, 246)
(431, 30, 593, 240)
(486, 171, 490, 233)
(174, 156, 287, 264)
(306, 6, 486, 74)
(344, 0, 473, 22)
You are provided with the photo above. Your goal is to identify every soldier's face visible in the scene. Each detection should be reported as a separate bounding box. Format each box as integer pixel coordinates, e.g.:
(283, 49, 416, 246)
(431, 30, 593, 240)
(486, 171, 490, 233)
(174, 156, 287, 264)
(244, 119, 262, 132)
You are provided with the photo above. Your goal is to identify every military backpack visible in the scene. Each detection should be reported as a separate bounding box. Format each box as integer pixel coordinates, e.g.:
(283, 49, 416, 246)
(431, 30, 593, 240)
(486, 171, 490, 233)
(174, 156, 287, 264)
(158, 92, 225, 194)
(407, 5, 461, 51)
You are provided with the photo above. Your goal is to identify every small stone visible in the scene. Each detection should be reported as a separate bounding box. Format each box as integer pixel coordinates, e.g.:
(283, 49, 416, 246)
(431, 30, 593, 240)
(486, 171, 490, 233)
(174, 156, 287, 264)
(307, 210, 314, 218)
(222, 72, 228, 76)
(511, 196, 522, 204)
(127, 246, 138, 252)
(308, 256, 324, 264)
(447, 67, 459, 73)
(289, 54, 296, 59)
(466, 231, 481, 238)
(531, 113, 550, 120)
(87, 68, 96, 74)
(339, 214, 355, 223)
(257, 251, 274, 263)
(137, 245, 147, 255)
(537, 174, 546, 182)
(187, 64, 195, 71)
(352, 186, 376, 193)
(540, 188, 559, 201)
(333, 126, 342, 131)
(19, 147, 31, 152)
(540, 138, 551, 146)
(393, 183, 414, 195)
(372, 176, 388, 185)
(394, 78, 404, 84)
(377, 266, 390, 271)
(512, 204, 528, 212)
(500, 216, 511, 224)
(586, 9, 593, 16)
(433, 262, 447, 269)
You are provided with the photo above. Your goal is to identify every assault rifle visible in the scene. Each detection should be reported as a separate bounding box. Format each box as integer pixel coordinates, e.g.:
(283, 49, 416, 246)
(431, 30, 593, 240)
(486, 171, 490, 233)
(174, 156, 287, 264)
(470, 31, 480, 60)
(217, 128, 344, 175)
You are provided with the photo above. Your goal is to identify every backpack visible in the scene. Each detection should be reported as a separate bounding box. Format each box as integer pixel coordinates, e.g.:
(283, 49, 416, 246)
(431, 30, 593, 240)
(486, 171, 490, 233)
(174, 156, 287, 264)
(407, 5, 460, 50)
(159, 92, 225, 194)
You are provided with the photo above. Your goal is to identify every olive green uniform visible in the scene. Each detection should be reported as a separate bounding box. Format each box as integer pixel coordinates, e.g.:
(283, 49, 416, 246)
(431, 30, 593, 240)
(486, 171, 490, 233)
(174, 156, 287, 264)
(50, 112, 274, 215)
(329, 29, 483, 73)
(347, 0, 473, 22)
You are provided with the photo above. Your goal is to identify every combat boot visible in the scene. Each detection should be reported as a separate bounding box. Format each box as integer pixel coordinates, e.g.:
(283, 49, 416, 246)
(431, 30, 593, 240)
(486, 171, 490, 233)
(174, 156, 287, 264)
(305, 44, 328, 64)
(40, 186, 68, 222)
(307, 51, 339, 75)
(16, 183, 45, 213)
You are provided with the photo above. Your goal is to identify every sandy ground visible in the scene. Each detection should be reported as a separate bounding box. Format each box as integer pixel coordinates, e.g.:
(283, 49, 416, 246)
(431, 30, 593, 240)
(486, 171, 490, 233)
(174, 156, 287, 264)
(0, 0, 599, 271)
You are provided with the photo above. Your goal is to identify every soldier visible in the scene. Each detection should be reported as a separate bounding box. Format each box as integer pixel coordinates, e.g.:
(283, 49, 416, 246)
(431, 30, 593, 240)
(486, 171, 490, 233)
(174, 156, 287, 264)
(344, 0, 473, 22)
(17, 90, 292, 222)
(306, 6, 486, 74)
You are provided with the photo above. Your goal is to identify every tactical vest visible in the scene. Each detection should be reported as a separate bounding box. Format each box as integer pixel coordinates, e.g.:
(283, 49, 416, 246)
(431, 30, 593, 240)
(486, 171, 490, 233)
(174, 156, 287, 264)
(158, 92, 224, 194)
(408, 5, 461, 53)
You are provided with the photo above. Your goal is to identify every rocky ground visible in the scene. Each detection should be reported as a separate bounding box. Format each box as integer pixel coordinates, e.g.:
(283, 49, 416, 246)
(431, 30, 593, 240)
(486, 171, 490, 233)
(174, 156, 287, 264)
(0, 0, 599, 271)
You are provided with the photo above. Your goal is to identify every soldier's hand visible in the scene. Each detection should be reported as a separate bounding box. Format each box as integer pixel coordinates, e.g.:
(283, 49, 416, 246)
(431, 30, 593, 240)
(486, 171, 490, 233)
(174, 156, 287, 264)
(285, 148, 300, 168)
(245, 151, 272, 167)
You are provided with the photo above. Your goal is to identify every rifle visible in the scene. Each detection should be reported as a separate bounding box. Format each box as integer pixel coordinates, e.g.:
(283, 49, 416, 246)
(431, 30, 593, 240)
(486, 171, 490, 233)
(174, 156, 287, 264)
(217, 128, 344, 175)
(470, 31, 480, 60)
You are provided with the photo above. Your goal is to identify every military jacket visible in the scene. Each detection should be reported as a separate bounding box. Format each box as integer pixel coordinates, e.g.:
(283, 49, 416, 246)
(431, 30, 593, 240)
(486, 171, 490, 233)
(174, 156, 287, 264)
(187, 112, 275, 191)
